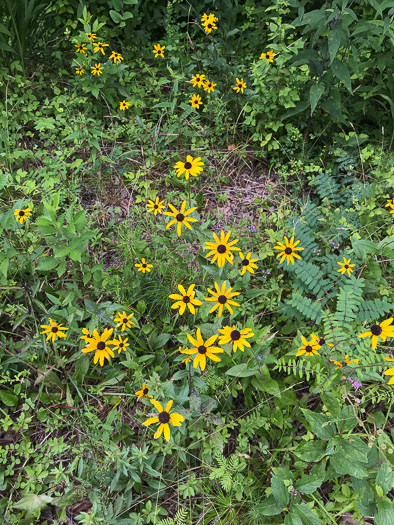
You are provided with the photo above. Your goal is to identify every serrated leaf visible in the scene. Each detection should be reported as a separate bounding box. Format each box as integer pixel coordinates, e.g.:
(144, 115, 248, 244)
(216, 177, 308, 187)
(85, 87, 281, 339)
(271, 475, 289, 506)
(13, 493, 53, 513)
(294, 440, 327, 462)
(302, 409, 335, 440)
(310, 83, 325, 115)
(376, 498, 394, 525)
(254, 495, 284, 516)
(295, 474, 324, 494)
(36, 257, 58, 271)
(376, 463, 394, 495)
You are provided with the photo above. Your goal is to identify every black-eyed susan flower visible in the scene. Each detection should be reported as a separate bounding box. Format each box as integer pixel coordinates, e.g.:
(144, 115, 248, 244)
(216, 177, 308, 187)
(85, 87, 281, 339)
(169, 284, 202, 315)
(40, 319, 69, 343)
(119, 100, 130, 110)
(337, 257, 355, 277)
(201, 13, 218, 23)
(147, 197, 165, 215)
(358, 318, 394, 350)
(135, 383, 153, 401)
(80, 328, 92, 343)
(14, 208, 32, 224)
(86, 32, 97, 41)
(179, 346, 192, 365)
(274, 236, 304, 265)
(203, 80, 216, 93)
(330, 355, 359, 369)
(153, 44, 165, 58)
(191, 73, 206, 88)
(296, 336, 320, 357)
(204, 230, 240, 267)
(93, 41, 109, 55)
(183, 328, 223, 371)
(310, 334, 334, 349)
(143, 399, 184, 441)
(385, 199, 394, 214)
(75, 43, 87, 54)
(238, 252, 258, 275)
(260, 50, 275, 62)
(189, 94, 202, 108)
(204, 281, 240, 318)
(109, 51, 123, 64)
(218, 325, 254, 353)
(91, 63, 104, 76)
(75, 67, 85, 75)
(114, 311, 135, 331)
(174, 155, 204, 180)
(383, 357, 394, 384)
(233, 78, 246, 93)
(81, 328, 115, 366)
(112, 335, 129, 353)
(135, 258, 153, 273)
(164, 201, 198, 237)
(202, 18, 217, 34)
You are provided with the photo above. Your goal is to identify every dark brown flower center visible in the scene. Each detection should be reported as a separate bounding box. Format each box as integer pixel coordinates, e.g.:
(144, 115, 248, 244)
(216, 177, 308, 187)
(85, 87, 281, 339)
(97, 341, 106, 350)
(154, 204, 158, 209)
(158, 411, 170, 424)
(208, 24, 212, 28)
(142, 264, 147, 268)
(241, 259, 249, 266)
(119, 343, 124, 348)
(344, 265, 349, 269)
(238, 83, 243, 88)
(51, 326, 58, 333)
(176, 213, 185, 222)
(285, 247, 292, 254)
(198, 345, 207, 354)
(218, 295, 227, 304)
(184, 162, 192, 170)
(305, 345, 313, 352)
(19, 211, 25, 216)
(231, 330, 241, 341)
(123, 318, 128, 323)
(183, 296, 190, 303)
(217, 244, 226, 254)
(143, 387, 149, 394)
(370, 324, 382, 336)
(318, 338, 325, 346)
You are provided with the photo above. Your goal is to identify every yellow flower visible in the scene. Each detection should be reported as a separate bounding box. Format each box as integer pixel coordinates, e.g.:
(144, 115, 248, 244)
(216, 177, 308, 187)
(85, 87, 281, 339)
(169, 284, 202, 315)
(202, 18, 217, 34)
(143, 399, 184, 441)
(40, 319, 69, 343)
(310, 334, 334, 349)
(201, 13, 218, 23)
(14, 208, 32, 224)
(203, 79, 216, 93)
(358, 318, 394, 350)
(296, 335, 320, 357)
(191, 73, 206, 88)
(147, 197, 165, 215)
(109, 51, 124, 64)
(153, 44, 165, 58)
(204, 230, 240, 267)
(80, 328, 92, 343)
(111, 335, 129, 353)
(86, 32, 97, 41)
(75, 67, 85, 75)
(233, 78, 246, 93)
(91, 63, 104, 76)
(114, 311, 135, 331)
(238, 252, 258, 275)
(260, 50, 275, 62)
(135, 383, 153, 401)
(385, 199, 394, 214)
(173, 155, 204, 180)
(164, 200, 198, 237)
(179, 347, 192, 365)
(330, 355, 359, 369)
(218, 325, 254, 353)
(274, 235, 304, 265)
(81, 328, 115, 366)
(183, 328, 223, 371)
(120, 100, 130, 110)
(189, 93, 203, 108)
(204, 281, 240, 318)
(93, 42, 109, 55)
(135, 258, 153, 273)
(383, 357, 394, 384)
(75, 43, 87, 54)
(337, 257, 355, 277)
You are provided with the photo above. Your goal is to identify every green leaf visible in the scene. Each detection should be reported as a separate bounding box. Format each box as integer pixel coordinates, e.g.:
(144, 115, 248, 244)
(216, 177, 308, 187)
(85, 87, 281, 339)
(331, 59, 352, 93)
(328, 26, 342, 64)
(254, 495, 284, 516)
(376, 498, 394, 525)
(294, 440, 327, 462)
(330, 440, 368, 478)
(73, 355, 90, 383)
(310, 83, 325, 115)
(109, 10, 122, 23)
(376, 463, 394, 495)
(0, 258, 9, 277)
(271, 475, 289, 506)
(53, 246, 72, 258)
(150, 333, 171, 350)
(321, 99, 347, 123)
(351, 238, 376, 262)
(36, 257, 58, 271)
(293, 503, 320, 525)
(301, 409, 336, 440)
(225, 363, 258, 377)
(0, 171, 9, 190)
(14, 493, 53, 514)
(0, 390, 18, 406)
(295, 474, 324, 494)
(321, 391, 340, 418)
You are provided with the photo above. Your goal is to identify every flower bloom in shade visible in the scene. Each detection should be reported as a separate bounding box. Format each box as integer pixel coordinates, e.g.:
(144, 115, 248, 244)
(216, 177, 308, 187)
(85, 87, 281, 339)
(337, 257, 355, 277)
(153, 44, 165, 58)
(75, 67, 85, 75)
(114, 311, 135, 331)
(40, 319, 69, 343)
(204, 281, 240, 318)
(81, 328, 115, 366)
(183, 328, 223, 371)
(330, 355, 359, 369)
(260, 50, 275, 62)
(164, 201, 198, 237)
(135, 258, 153, 273)
(14, 208, 32, 224)
(238, 252, 258, 275)
(358, 318, 394, 350)
(274, 236, 304, 265)
(179, 346, 192, 365)
(191, 73, 205, 88)
(201, 13, 218, 23)
(109, 51, 123, 63)
(189, 94, 203, 108)
(296, 336, 320, 357)
(202, 16, 217, 34)
(233, 78, 246, 93)
(218, 326, 254, 353)
(86, 32, 97, 41)
(204, 230, 240, 267)
(203, 80, 216, 93)
(383, 357, 394, 384)
(169, 284, 202, 315)
(135, 383, 153, 401)
(111, 335, 129, 353)
(91, 63, 104, 76)
(310, 334, 334, 349)
(119, 100, 130, 110)
(93, 41, 109, 55)
(147, 197, 165, 215)
(75, 43, 87, 54)
(80, 328, 92, 343)
(174, 155, 204, 180)
(143, 399, 184, 441)
(385, 199, 394, 214)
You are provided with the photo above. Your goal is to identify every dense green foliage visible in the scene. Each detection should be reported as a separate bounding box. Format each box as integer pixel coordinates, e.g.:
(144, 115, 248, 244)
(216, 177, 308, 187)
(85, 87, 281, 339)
(1, 1, 394, 524)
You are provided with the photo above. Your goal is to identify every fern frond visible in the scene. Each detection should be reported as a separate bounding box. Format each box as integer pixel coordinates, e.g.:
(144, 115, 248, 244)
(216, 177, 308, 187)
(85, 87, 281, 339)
(157, 508, 187, 525)
(311, 172, 340, 202)
(274, 357, 325, 381)
(282, 292, 323, 323)
(357, 298, 393, 323)
(293, 260, 332, 298)
(334, 277, 364, 327)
